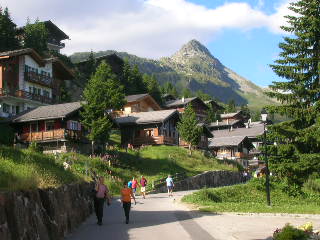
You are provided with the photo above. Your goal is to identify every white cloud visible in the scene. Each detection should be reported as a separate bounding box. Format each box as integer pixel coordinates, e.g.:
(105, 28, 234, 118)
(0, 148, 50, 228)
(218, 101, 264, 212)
(2, 0, 295, 58)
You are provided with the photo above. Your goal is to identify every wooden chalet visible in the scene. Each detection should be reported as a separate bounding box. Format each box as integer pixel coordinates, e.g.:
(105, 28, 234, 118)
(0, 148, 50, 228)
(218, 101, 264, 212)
(17, 20, 69, 52)
(204, 100, 225, 112)
(114, 93, 161, 117)
(179, 123, 213, 149)
(0, 48, 74, 118)
(115, 109, 180, 147)
(10, 102, 90, 154)
(209, 135, 254, 161)
(164, 97, 209, 122)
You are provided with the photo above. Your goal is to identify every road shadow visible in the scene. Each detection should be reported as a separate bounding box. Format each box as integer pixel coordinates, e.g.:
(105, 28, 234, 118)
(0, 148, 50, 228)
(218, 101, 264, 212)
(65, 197, 218, 240)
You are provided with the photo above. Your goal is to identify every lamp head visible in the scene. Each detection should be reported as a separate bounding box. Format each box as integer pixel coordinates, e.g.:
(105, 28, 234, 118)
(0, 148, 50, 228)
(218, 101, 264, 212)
(261, 108, 268, 122)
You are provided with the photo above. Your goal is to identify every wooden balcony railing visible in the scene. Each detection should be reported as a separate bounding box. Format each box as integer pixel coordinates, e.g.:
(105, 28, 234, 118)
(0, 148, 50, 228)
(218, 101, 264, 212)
(133, 136, 176, 146)
(20, 129, 81, 142)
(0, 88, 53, 104)
(24, 71, 53, 87)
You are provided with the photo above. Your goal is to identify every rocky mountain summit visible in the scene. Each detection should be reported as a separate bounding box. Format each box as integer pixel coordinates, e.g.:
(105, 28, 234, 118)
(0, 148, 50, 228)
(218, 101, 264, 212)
(70, 40, 276, 110)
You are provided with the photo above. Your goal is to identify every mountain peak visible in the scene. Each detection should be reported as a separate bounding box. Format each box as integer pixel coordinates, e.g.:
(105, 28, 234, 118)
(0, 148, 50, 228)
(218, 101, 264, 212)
(170, 39, 213, 63)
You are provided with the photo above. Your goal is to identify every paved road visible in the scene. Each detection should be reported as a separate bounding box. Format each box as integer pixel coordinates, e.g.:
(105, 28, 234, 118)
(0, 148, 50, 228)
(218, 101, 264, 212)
(65, 191, 320, 240)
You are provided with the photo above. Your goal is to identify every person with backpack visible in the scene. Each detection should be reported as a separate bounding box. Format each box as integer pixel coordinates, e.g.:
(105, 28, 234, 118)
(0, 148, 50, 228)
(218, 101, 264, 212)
(166, 175, 174, 197)
(140, 176, 147, 199)
(121, 181, 136, 224)
(94, 176, 111, 225)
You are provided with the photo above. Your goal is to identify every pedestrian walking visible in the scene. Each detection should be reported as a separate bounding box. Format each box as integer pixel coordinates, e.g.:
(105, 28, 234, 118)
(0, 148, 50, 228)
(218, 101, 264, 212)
(94, 177, 111, 226)
(166, 175, 174, 197)
(140, 176, 147, 199)
(121, 181, 136, 224)
(131, 177, 140, 197)
(128, 179, 133, 188)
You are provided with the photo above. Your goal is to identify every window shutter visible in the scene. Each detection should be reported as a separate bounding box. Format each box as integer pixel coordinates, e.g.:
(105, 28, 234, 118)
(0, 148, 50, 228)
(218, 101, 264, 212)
(78, 122, 81, 131)
(67, 120, 71, 130)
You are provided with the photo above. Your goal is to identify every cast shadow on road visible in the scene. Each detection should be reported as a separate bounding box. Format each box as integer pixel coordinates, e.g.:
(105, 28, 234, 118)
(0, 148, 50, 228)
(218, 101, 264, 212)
(65, 199, 220, 240)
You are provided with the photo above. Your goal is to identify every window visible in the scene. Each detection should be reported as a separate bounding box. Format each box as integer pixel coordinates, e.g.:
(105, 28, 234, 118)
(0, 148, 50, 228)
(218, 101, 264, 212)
(37, 88, 41, 95)
(2, 103, 10, 113)
(43, 90, 50, 98)
(11, 105, 15, 114)
(45, 120, 55, 131)
(30, 122, 38, 132)
(16, 106, 20, 114)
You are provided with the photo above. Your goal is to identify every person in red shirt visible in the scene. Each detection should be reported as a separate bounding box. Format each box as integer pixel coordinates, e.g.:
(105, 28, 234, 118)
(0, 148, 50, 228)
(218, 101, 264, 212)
(140, 176, 147, 199)
(94, 177, 111, 225)
(121, 181, 136, 224)
(131, 177, 139, 197)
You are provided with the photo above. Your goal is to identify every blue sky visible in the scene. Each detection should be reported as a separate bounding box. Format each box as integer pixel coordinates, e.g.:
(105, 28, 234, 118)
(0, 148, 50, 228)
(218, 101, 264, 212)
(3, 0, 293, 87)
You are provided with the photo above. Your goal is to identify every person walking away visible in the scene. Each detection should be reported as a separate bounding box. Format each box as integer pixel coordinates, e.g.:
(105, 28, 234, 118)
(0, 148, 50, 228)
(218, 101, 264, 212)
(121, 182, 136, 224)
(166, 175, 174, 197)
(140, 176, 147, 199)
(128, 179, 132, 188)
(94, 177, 111, 225)
(131, 177, 139, 197)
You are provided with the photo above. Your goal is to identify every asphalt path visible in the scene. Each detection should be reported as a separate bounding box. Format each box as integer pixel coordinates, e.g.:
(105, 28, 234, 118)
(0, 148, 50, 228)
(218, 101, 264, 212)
(65, 191, 320, 240)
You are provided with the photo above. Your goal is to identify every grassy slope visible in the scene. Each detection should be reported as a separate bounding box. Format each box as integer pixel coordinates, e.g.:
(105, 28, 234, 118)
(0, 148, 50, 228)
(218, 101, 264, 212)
(0, 145, 235, 194)
(0, 146, 85, 191)
(182, 178, 320, 214)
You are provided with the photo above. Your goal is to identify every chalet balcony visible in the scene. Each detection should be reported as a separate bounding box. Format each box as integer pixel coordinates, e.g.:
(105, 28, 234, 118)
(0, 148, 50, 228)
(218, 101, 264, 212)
(24, 71, 53, 87)
(133, 136, 176, 146)
(20, 129, 81, 142)
(15, 90, 53, 104)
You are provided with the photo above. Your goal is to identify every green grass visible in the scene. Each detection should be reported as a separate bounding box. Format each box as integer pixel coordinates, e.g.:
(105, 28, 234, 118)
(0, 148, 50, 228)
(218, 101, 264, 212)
(182, 178, 320, 214)
(0, 146, 85, 191)
(0, 144, 236, 195)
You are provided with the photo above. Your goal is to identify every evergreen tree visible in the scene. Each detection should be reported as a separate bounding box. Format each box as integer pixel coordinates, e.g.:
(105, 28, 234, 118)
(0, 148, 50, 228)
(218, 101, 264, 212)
(177, 104, 202, 155)
(23, 19, 48, 55)
(195, 90, 211, 101)
(143, 74, 162, 105)
(266, 0, 320, 193)
(122, 60, 147, 95)
(181, 88, 193, 98)
(240, 104, 251, 120)
(206, 105, 221, 123)
(226, 99, 236, 113)
(0, 7, 20, 51)
(81, 61, 125, 146)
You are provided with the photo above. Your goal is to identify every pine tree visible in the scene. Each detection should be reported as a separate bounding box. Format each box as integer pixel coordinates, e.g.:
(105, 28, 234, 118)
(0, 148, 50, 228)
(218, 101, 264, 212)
(195, 90, 211, 101)
(23, 19, 48, 55)
(161, 82, 178, 98)
(240, 104, 251, 120)
(226, 99, 236, 113)
(81, 61, 125, 146)
(143, 74, 162, 105)
(122, 60, 147, 95)
(266, 0, 320, 193)
(177, 104, 202, 155)
(0, 7, 20, 51)
(181, 88, 193, 98)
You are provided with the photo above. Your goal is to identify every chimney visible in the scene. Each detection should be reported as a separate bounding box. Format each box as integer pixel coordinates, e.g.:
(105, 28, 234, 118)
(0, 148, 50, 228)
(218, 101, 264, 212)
(230, 126, 233, 131)
(182, 97, 185, 103)
(216, 120, 219, 125)
(227, 119, 229, 125)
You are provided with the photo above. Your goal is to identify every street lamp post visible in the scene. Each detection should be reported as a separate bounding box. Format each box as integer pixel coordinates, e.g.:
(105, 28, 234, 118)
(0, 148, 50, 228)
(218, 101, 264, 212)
(261, 108, 271, 206)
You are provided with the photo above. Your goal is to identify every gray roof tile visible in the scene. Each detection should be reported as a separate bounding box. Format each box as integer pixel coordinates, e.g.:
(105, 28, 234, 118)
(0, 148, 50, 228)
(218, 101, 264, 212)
(12, 102, 82, 122)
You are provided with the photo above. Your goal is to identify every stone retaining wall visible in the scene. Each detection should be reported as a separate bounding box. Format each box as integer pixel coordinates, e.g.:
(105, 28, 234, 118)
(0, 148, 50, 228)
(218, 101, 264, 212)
(155, 171, 246, 193)
(0, 182, 93, 240)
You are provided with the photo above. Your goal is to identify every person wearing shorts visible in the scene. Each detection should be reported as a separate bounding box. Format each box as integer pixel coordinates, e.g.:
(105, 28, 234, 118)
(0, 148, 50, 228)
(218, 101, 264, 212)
(166, 175, 174, 197)
(131, 177, 139, 196)
(140, 176, 147, 199)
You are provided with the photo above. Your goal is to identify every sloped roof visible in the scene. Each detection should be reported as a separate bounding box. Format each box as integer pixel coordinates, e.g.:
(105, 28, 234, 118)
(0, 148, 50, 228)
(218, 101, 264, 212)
(212, 123, 265, 139)
(0, 48, 44, 65)
(164, 97, 197, 108)
(115, 109, 178, 126)
(209, 136, 249, 148)
(220, 111, 242, 119)
(208, 119, 243, 128)
(125, 93, 149, 103)
(12, 102, 82, 122)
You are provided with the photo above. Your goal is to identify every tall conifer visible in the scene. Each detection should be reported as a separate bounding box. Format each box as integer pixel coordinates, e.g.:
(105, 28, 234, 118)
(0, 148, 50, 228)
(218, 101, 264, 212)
(266, 0, 320, 192)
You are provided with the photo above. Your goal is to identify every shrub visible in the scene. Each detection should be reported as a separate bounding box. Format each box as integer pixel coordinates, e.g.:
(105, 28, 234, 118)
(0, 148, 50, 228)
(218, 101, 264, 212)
(304, 178, 320, 193)
(273, 224, 309, 240)
(28, 142, 42, 152)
